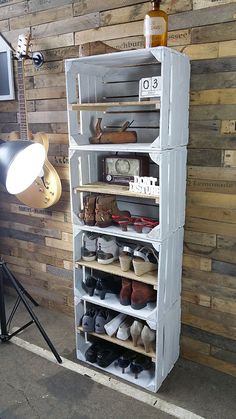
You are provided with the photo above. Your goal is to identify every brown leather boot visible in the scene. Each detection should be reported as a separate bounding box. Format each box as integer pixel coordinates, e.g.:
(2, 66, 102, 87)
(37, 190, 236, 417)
(131, 281, 156, 310)
(120, 278, 132, 306)
(80, 195, 96, 226)
(95, 195, 130, 228)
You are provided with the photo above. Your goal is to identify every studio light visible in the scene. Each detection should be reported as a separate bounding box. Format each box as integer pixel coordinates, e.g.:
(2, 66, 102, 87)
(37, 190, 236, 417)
(0, 139, 46, 194)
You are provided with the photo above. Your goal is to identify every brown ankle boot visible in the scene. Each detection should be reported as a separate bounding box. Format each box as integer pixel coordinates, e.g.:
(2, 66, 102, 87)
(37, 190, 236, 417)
(79, 195, 96, 226)
(95, 195, 130, 228)
(131, 281, 156, 310)
(120, 278, 132, 306)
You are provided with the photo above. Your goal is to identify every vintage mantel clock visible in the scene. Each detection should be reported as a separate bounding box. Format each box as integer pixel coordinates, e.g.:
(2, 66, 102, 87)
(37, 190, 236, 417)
(102, 155, 149, 185)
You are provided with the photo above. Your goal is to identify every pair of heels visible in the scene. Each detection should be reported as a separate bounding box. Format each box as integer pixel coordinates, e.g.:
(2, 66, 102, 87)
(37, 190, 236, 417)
(117, 351, 153, 378)
(112, 214, 159, 234)
(130, 320, 156, 353)
(83, 275, 121, 300)
(119, 245, 158, 276)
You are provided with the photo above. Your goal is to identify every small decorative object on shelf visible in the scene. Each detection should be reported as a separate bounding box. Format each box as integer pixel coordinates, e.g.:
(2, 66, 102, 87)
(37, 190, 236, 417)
(139, 76, 162, 101)
(129, 176, 159, 196)
(144, 0, 168, 48)
(102, 155, 149, 185)
(89, 118, 137, 144)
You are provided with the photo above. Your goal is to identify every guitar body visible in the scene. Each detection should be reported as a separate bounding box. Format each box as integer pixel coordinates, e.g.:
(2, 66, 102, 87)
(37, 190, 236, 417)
(11, 33, 62, 209)
(9, 131, 62, 208)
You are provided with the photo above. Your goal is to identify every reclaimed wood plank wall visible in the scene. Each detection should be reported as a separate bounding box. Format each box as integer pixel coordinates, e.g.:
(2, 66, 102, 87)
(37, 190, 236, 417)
(0, 0, 236, 377)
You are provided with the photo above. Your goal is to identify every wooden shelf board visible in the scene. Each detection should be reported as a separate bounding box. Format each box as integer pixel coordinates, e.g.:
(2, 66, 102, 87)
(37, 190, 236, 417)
(71, 100, 160, 111)
(74, 182, 159, 202)
(76, 259, 157, 288)
(77, 326, 156, 359)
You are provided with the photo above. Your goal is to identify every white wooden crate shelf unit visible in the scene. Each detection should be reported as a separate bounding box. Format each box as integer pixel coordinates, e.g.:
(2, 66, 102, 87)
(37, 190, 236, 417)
(65, 47, 190, 150)
(70, 146, 187, 241)
(75, 298, 181, 392)
(65, 47, 190, 393)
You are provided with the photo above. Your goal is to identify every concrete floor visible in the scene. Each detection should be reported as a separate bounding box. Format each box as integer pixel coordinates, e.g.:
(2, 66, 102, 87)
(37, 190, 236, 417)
(1, 294, 236, 419)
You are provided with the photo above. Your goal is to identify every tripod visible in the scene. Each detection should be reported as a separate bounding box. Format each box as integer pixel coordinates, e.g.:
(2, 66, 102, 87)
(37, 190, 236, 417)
(0, 257, 62, 363)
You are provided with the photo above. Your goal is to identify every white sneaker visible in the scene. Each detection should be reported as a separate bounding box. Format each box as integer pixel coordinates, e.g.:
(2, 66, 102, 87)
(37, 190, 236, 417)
(104, 313, 127, 336)
(97, 235, 118, 264)
(116, 317, 133, 341)
(81, 233, 97, 261)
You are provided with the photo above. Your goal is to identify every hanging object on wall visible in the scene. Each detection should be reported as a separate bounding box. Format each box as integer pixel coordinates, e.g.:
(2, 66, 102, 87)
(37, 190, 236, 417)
(0, 33, 15, 101)
(9, 33, 62, 209)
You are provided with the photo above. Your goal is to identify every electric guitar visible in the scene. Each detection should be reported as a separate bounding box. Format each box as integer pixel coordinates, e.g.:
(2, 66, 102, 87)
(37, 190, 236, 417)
(10, 33, 62, 208)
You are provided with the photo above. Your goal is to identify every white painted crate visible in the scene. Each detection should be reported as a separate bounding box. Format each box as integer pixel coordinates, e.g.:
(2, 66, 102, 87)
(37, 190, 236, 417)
(73, 226, 183, 328)
(69, 147, 187, 241)
(65, 47, 190, 150)
(74, 298, 181, 392)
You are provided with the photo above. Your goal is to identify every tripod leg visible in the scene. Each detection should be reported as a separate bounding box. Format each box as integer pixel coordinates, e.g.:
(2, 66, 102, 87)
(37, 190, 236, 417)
(2, 262, 62, 364)
(12, 274, 39, 307)
(0, 271, 8, 339)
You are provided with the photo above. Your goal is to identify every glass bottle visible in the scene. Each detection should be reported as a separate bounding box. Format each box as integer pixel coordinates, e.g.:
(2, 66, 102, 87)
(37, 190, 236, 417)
(144, 0, 168, 48)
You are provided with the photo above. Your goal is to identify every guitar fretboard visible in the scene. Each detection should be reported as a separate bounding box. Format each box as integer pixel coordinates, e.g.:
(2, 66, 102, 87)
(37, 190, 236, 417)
(17, 59, 28, 140)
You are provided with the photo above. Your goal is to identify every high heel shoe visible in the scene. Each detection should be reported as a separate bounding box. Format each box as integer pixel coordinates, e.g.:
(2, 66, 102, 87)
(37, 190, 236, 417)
(141, 325, 156, 353)
(130, 355, 153, 379)
(130, 319, 144, 347)
(117, 350, 136, 374)
(132, 247, 158, 276)
(83, 275, 97, 296)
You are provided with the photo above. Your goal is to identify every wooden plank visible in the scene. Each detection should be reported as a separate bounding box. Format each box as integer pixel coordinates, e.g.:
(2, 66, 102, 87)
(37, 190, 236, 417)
(35, 99, 67, 112)
(191, 72, 236, 91)
(211, 346, 236, 365)
(183, 275, 236, 300)
(32, 33, 74, 51)
(212, 297, 236, 316)
(183, 254, 212, 272)
(223, 150, 236, 167)
(193, 0, 236, 10)
(182, 349, 236, 377)
(186, 217, 236, 238)
(74, 0, 150, 16)
(191, 57, 236, 75)
(188, 166, 236, 181)
(191, 88, 236, 106)
(32, 13, 100, 39)
(221, 120, 236, 134)
(182, 323, 236, 352)
(219, 40, 236, 57)
(26, 87, 66, 100)
(2, 254, 47, 273)
(45, 237, 73, 251)
(75, 21, 143, 45)
(187, 149, 222, 166)
(28, 111, 67, 124)
(182, 290, 211, 307)
(170, 3, 236, 30)
(192, 21, 236, 44)
(190, 104, 236, 121)
(186, 205, 236, 225)
(24, 61, 64, 77)
(28, 0, 73, 13)
(0, 1, 27, 19)
(177, 43, 219, 60)
(0, 220, 62, 239)
(189, 133, 236, 150)
(187, 191, 236, 209)
(10, 4, 73, 30)
(0, 19, 9, 31)
(188, 178, 236, 195)
(181, 336, 210, 355)
(184, 230, 216, 247)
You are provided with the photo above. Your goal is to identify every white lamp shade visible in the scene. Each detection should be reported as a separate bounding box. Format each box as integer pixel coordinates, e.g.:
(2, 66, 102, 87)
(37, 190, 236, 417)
(5, 143, 46, 194)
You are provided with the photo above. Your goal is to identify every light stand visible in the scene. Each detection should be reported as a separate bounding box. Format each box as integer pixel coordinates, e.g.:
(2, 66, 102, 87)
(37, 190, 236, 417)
(0, 257, 62, 363)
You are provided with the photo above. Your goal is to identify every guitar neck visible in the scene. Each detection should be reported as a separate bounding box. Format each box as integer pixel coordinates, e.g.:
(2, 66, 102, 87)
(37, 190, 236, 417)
(17, 59, 29, 140)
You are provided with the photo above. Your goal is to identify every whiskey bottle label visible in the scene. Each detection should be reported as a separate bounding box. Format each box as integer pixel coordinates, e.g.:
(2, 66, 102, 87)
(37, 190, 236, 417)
(144, 17, 166, 36)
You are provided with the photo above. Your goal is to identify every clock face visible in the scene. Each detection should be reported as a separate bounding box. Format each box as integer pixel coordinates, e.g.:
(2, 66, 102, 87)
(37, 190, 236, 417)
(105, 157, 140, 176)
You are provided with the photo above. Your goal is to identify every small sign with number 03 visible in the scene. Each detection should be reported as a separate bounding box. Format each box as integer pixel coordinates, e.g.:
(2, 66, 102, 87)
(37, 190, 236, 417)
(139, 76, 162, 99)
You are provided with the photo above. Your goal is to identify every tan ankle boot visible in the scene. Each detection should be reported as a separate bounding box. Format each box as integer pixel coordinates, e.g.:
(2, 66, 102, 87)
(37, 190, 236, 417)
(95, 195, 130, 228)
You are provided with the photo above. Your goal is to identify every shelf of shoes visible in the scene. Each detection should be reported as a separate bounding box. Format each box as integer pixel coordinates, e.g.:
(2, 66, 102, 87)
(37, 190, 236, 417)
(79, 293, 157, 328)
(74, 182, 160, 202)
(77, 326, 156, 359)
(76, 260, 157, 288)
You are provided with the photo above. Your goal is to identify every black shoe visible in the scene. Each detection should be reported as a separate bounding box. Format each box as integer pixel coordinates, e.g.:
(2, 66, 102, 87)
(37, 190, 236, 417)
(83, 275, 97, 296)
(95, 277, 122, 300)
(97, 344, 123, 368)
(117, 350, 136, 374)
(130, 356, 153, 379)
(85, 343, 102, 363)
